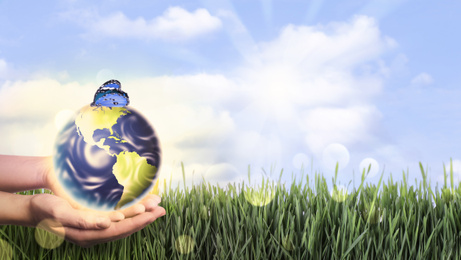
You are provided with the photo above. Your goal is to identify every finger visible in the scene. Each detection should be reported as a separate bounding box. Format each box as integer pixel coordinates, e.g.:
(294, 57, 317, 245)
(63, 207, 125, 222)
(140, 194, 162, 212)
(108, 211, 125, 222)
(143, 198, 158, 212)
(113, 194, 161, 218)
(54, 207, 112, 230)
(116, 203, 146, 219)
(59, 204, 124, 223)
(149, 194, 162, 204)
(69, 207, 124, 223)
(114, 194, 159, 218)
(64, 206, 166, 247)
(100, 206, 166, 243)
(141, 194, 160, 203)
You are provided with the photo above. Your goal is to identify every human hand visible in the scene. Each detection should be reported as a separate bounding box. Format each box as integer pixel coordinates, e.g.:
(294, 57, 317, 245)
(29, 193, 166, 247)
(41, 156, 161, 219)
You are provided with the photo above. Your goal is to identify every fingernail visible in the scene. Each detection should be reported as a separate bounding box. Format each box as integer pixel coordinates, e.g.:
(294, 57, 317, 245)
(113, 212, 125, 221)
(96, 217, 110, 228)
(154, 196, 161, 204)
(136, 204, 146, 214)
(146, 199, 157, 210)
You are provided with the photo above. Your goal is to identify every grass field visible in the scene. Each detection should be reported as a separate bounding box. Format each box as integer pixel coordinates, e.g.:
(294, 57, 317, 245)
(1, 161, 461, 259)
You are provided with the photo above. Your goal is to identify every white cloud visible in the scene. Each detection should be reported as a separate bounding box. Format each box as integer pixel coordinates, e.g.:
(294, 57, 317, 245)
(237, 15, 392, 157)
(0, 15, 397, 187)
(0, 79, 91, 120)
(411, 72, 434, 85)
(303, 106, 381, 154)
(156, 15, 394, 179)
(153, 7, 222, 40)
(254, 16, 393, 69)
(65, 7, 222, 41)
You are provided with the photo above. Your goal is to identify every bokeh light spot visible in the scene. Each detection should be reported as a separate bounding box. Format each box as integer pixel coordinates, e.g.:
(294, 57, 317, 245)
(330, 184, 348, 202)
(243, 179, 277, 206)
(199, 205, 211, 220)
(441, 188, 457, 204)
(361, 203, 383, 225)
(292, 153, 309, 170)
(322, 143, 350, 170)
(282, 233, 295, 251)
(35, 219, 65, 249)
(175, 235, 195, 254)
(359, 158, 379, 178)
(0, 239, 13, 260)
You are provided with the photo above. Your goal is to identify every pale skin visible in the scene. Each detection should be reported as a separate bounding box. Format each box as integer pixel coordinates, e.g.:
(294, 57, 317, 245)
(0, 155, 166, 247)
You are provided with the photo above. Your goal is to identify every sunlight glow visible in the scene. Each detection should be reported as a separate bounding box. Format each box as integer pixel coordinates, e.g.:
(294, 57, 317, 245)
(0, 239, 13, 260)
(175, 235, 195, 254)
(330, 184, 348, 202)
(54, 109, 75, 131)
(35, 219, 65, 249)
(243, 177, 277, 206)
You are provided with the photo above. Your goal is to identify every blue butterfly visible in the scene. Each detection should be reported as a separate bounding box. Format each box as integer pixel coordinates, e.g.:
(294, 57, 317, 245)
(91, 79, 130, 107)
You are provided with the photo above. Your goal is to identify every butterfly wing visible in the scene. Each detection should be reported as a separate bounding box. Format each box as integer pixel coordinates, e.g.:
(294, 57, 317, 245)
(92, 80, 130, 107)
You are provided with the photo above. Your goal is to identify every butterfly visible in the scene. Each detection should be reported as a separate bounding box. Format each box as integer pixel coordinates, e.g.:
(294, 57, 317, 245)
(91, 79, 130, 107)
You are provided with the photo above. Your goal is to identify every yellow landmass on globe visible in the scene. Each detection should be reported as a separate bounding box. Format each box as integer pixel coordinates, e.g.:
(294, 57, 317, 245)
(75, 105, 130, 154)
(112, 151, 158, 209)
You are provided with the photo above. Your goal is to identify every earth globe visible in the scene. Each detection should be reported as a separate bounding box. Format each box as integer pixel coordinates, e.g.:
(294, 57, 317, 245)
(53, 80, 161, 211)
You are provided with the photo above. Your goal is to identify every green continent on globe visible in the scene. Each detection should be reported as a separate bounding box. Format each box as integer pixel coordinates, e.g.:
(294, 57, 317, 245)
(75, 105, 157, 209)
(112, 151, 158, 209)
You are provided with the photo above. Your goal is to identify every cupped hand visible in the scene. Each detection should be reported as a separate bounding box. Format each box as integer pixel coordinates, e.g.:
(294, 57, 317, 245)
(30, 193, 166, 247)
(41, 156, 162, 220)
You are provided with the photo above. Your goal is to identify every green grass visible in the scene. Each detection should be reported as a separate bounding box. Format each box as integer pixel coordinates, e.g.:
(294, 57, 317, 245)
(2, 161, 461, 259)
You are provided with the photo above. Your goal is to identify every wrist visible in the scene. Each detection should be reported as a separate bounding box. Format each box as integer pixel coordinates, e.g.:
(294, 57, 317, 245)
(0, 191, 35, 226)
(24, 194, 36, 226)
(38, 156, 53, 190)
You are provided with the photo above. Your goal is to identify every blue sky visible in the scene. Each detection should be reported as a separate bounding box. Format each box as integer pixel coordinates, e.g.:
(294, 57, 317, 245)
(1, 0, 461, 194)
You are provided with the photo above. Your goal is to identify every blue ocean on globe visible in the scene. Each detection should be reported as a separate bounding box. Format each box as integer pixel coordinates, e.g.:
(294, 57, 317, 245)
(53, 80, 161, 211)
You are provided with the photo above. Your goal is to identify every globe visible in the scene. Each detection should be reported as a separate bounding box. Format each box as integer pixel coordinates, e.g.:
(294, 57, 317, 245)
(53, 81, 161, 211)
